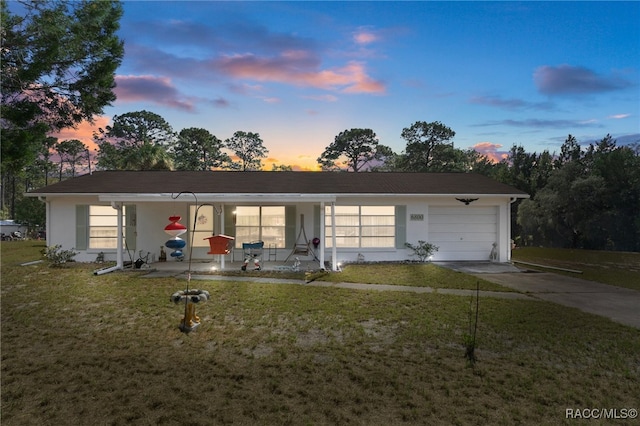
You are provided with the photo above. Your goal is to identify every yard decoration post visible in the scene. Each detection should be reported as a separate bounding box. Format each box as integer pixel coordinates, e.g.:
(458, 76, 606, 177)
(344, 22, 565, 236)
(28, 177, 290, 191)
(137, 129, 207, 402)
(169, 192, 213, 333)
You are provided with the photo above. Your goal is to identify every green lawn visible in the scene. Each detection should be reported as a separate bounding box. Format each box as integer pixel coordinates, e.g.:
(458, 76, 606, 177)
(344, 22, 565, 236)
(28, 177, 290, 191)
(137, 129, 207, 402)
(512, 247, 640, 291)
(318, 263, 516, 291)
(2, 241, 639, 425)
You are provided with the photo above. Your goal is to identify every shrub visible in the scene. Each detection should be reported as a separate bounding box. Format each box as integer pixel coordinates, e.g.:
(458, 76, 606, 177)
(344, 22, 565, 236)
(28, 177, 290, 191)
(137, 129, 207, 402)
(42, 245, 78, 267)
(404, 240, 439, 262)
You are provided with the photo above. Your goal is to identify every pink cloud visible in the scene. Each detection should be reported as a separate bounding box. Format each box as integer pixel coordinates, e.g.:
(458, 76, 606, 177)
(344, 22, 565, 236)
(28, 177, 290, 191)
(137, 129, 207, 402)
(472, 142, 509, 163)
(114, 75, 195, 111)
(354, 29, 379, 45)
(215, 52, 385, 94)
(49, 116, 111, 150)
(340, 62, 386, 94)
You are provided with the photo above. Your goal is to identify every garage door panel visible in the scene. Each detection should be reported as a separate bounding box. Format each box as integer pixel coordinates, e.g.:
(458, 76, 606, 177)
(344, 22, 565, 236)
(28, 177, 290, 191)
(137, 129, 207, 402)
(429, 232, 497, 243)
(429, 223, 496, 233)
(434, 240, 495, 251)
(428, 206, 498, 261)
(429, 207, 496, 216)
(429, 214, 496, 224)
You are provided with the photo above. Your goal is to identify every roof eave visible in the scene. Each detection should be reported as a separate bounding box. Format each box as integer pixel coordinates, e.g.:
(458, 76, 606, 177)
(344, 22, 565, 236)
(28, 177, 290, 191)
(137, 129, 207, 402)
(28, 192, 528, 201)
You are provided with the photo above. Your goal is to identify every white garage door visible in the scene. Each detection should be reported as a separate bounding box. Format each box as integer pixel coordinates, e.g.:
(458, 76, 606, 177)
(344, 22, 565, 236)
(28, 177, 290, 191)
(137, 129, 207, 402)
(428, 206, 497, 261)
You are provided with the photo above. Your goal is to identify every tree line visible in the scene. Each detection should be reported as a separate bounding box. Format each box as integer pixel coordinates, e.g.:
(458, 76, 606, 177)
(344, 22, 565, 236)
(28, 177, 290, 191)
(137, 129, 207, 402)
(2, 1, 638, 251)
(7, 107, 640, 252)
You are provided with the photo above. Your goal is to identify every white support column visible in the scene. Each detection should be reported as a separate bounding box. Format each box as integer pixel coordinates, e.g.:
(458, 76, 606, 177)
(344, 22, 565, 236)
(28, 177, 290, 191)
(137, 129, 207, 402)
(112, 202, 124, 270)
(331, 202, 338, 271)
(220, 204, 225, 270)
(319, 202, 325, 269)
(507, 199, 517, 262)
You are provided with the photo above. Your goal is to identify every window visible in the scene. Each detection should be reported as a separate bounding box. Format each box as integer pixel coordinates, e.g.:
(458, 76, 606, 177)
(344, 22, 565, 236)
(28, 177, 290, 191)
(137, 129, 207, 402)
(88, 205, 125, 249)
(325, 206, 395, 248)
(235, 206, 285, 248)
(188, 205, 215, 247)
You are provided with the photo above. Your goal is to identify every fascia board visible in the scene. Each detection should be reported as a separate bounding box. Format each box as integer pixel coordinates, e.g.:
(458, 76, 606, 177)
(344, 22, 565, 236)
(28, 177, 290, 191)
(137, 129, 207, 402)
(98, 193, 339, 203)
(333, 193, 530, 199)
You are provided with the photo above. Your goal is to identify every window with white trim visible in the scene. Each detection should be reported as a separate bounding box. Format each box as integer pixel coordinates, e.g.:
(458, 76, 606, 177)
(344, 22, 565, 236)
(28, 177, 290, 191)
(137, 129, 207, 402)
(88, 205, 125, 249)
(235, 206, 285, 248)
(325, 206, 395, 248)
(188, 205, 215, 248)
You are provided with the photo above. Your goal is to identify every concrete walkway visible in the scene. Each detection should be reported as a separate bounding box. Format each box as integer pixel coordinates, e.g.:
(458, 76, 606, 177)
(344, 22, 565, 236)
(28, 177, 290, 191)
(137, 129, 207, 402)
(188, 274, 534, 300)
(430, 261, 640, 329)
(141, 265, 532, 300)
(141, 262, 640, 329)
(470, 271, 640, 329)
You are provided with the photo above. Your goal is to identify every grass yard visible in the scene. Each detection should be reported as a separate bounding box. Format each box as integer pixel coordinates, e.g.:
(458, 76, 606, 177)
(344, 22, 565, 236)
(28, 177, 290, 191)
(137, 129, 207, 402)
(512, 247, 640, 291)
(2, 242, 639, 425)
(318, 263, 515, 292)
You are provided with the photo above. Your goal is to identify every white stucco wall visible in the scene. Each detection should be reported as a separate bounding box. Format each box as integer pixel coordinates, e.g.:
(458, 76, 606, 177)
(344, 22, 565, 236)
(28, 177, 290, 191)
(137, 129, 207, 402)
(45, 195, 514, 265)
(47, 196, 93, 261)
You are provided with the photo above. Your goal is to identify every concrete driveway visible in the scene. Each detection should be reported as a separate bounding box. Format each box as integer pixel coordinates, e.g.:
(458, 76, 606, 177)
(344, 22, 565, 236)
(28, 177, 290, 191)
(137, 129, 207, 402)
(437, 262, 640, 329)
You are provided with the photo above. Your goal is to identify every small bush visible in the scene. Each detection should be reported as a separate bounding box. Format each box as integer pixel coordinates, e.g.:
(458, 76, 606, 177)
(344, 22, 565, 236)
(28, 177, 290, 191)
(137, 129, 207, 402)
(404, 240, 439, 262)
(42, 245, 78, 267)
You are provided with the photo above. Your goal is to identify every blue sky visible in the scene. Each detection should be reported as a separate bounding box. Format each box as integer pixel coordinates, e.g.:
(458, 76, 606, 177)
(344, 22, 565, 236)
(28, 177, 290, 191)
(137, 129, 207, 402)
(59, 1, 640, 169)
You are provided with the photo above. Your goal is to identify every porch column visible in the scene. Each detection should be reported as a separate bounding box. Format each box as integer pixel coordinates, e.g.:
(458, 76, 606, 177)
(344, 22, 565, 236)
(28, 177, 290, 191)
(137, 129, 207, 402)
(220, 204, 225, 270)
(112, 201, 124, 270)
(319, 202, 325, 269)
(331, 202, 338, 271)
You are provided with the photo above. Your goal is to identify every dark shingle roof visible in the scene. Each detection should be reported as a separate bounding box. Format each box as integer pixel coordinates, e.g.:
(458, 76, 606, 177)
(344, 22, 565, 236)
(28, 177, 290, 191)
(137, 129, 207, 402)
(28, 171, 528, 196)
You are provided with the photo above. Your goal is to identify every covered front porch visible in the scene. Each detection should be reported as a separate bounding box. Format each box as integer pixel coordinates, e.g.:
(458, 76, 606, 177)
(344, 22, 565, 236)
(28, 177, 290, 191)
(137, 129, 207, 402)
(102, 192, 346, 274)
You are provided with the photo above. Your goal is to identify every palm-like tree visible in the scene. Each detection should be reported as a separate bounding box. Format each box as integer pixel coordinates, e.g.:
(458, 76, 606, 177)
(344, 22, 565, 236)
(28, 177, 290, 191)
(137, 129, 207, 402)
(121, 142, 173, 170)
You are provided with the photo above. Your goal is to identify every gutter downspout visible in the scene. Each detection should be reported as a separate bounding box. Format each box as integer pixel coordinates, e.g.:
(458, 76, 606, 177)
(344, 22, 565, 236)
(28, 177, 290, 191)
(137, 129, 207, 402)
(94, 202, 124, 275)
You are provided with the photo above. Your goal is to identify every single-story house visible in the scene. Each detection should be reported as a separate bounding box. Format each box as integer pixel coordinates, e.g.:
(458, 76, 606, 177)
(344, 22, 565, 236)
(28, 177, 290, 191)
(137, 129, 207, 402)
(26, 171, 528, 270)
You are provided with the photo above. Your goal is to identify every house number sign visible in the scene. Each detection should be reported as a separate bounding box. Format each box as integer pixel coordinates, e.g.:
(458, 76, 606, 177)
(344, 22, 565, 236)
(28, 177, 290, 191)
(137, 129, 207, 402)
(410, 214, 424, 221)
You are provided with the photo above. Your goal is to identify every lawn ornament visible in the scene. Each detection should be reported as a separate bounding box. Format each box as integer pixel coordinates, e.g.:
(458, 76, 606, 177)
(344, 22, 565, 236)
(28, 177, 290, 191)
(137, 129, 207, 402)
(489, 242, 498, 262)
(170, 289, 210, 331)
(164, 216, 187, 261)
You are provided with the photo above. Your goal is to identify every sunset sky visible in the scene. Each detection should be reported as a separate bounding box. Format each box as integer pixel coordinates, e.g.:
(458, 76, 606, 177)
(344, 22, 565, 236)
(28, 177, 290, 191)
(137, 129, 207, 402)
(54, 1, 639, 170)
